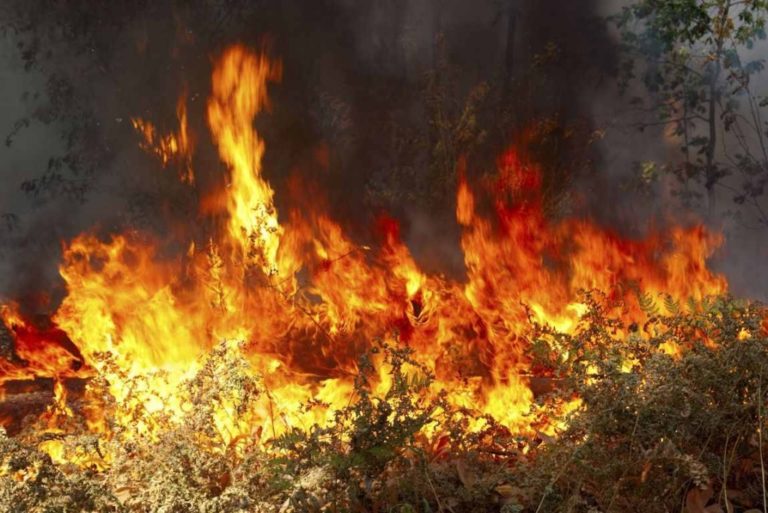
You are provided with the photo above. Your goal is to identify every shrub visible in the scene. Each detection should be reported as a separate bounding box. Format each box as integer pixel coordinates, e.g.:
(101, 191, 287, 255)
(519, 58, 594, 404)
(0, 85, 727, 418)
(2, 295, 767, 512)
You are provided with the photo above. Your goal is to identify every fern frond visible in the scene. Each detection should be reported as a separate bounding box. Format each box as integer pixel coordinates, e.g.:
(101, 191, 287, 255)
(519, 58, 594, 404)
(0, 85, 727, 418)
(663, 294, 680, 315)
(637, 290, 659, 316)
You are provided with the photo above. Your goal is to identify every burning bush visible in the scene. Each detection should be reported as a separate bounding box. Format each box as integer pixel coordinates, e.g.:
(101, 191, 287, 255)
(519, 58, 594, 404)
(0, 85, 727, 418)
(2, 294, 768, 512)
(519, 295, 768, 512)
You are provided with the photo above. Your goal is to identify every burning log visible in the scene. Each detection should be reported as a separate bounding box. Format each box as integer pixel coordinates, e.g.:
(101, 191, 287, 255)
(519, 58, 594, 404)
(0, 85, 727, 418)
(1, 313, 89, 435)
(0, 377, 88, 436)
(0, 318, 27, 367)
(0, 307, 87, 382)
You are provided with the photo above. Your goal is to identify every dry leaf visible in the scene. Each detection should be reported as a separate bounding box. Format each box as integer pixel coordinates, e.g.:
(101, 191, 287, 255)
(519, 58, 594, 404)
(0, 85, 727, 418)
(455, 459, 476, 488)
(686, 484, 713, 513)
(495, 483, 516, 498)
(535, 430, 557, 445)
(113, 485, 135, 504)
(640, 461, 652, 483)
(494, 483, 522, 506)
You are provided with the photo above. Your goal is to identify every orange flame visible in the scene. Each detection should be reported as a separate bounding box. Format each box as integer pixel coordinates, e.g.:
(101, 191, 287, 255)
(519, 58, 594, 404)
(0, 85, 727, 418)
(132, 91, 194, 184)
(207, 46, 284, 277)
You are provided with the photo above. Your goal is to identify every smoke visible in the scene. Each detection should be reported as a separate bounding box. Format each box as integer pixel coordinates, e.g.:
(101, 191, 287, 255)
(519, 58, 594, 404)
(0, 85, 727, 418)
(5, 0, 762, 310)
(0, 38, 68, 311)
(585, 0, 768, 300)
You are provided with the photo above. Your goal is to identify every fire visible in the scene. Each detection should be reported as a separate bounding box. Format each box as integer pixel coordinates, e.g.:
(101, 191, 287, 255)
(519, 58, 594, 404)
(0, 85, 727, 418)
(132, 91, 195, 184)
(0, 303, 85, 382)
(207, 46, 284, 276)
(0, 45, 728, 462)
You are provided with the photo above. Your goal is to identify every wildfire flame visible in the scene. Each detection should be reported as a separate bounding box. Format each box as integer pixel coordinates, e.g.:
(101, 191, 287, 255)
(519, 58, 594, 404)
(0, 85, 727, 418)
(0, 45, 727, 460)
(132, 91, 195, 184)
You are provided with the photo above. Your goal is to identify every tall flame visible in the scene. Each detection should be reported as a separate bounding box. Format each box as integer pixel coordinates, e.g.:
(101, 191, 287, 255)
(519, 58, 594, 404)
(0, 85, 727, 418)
(207, 46, 284, 276)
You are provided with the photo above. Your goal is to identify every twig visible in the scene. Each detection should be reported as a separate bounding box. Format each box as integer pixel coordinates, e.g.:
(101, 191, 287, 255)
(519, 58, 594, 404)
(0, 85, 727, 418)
(535, 428, 592, 513)
(264, 272, 337, 347)
(720, 427, 741, 511)
(607, 411, 641, 511)
(262, 383, 277, 441)
(423, 462, 446, 513)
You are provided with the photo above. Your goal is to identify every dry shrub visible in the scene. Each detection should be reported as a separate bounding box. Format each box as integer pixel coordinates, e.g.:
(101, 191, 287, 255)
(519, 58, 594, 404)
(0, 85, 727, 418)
(2, 294, 768, 512)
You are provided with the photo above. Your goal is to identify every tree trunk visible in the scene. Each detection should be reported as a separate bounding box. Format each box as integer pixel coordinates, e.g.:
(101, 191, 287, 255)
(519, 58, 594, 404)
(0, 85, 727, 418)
(706, 73, 718, 220)
(501, 0, 518, 102)
(705, 1, 732, 222)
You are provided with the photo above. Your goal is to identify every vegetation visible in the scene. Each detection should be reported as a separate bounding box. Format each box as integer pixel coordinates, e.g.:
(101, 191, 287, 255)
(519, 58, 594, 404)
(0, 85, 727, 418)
(523, 294, 768, 512)
(614, 0, 768, 224)
(2, 295, 768, 512)
(3, 2, 768, 512)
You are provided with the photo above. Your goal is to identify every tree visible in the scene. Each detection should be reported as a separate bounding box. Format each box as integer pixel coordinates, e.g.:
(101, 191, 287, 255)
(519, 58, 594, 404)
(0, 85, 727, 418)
(614, 0, 768, 225)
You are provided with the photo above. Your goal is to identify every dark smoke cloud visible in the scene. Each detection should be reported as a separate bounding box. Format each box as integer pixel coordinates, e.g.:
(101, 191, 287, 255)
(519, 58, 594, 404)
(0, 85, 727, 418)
(6, 0, 759, 311)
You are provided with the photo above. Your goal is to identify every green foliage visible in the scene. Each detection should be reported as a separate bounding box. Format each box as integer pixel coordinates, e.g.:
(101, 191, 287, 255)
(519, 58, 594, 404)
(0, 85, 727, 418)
(365, 37, 491, 211)
(0, 430, 124, 513)
(264, 343, 517, 512)
(525, 295, 768, 512)
(613, 0, 768, 220)
(271, 344, 436, 474)
(422, 41, 490, 205)
(636, 289, 660, 316)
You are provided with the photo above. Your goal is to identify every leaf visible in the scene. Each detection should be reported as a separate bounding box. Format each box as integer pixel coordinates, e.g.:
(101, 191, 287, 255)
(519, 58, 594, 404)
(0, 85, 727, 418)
(664, 294, 680, 315)
(455, 459, 476, 488)
(686, 484, 713, 513)
(689, 135, 709, 147)
(640, 460, 652, 483)
(639, 160, 659, 184)
(536, 430, 557, 445)
(637, 291, 660, 316)
(495, 483, 524, 506)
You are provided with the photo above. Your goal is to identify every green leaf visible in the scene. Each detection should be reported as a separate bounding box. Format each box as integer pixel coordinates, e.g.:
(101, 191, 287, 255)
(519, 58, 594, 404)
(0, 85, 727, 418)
(664, 294, 680, 315)
(637, 291, 659, 316)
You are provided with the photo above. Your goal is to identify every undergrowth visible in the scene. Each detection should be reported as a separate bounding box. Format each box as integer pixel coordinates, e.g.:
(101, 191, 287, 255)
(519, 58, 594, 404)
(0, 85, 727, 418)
(2, 294, 768, 512)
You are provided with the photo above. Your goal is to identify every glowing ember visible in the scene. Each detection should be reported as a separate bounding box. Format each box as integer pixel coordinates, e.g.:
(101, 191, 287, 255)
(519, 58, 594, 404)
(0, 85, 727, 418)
(0, 45, 727, 461)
